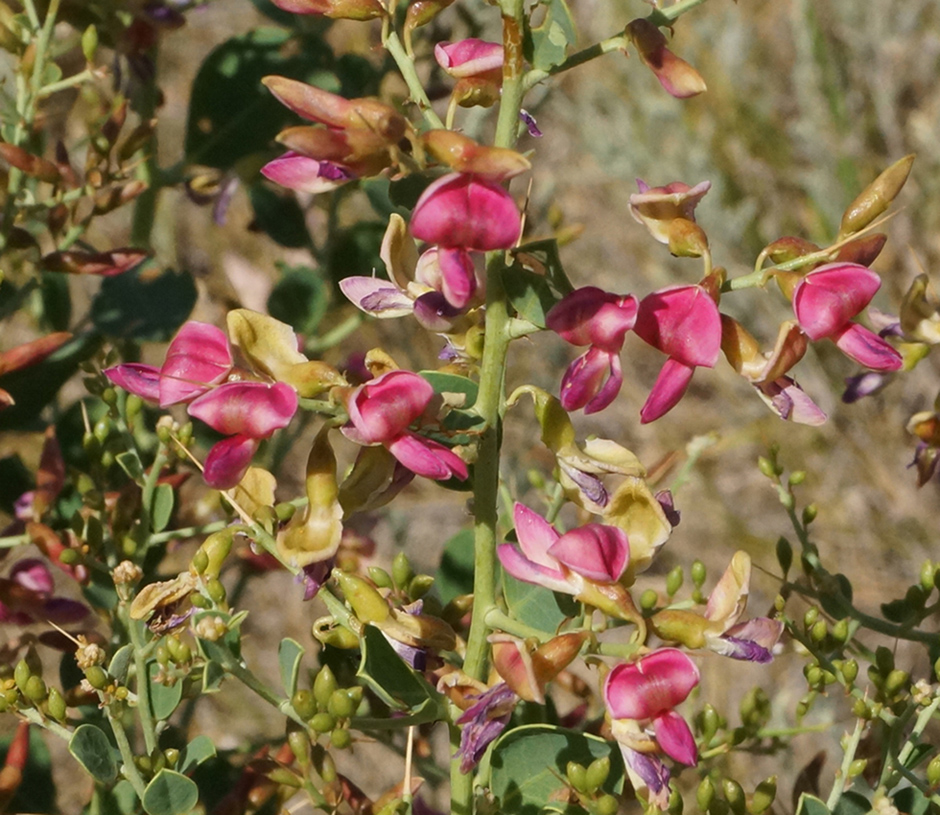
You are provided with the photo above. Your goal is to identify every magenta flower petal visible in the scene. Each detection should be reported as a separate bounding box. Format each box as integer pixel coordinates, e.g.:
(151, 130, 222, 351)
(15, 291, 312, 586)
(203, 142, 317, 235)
(512, 503, 561, 568)
(159, 322, 233, 407)
(634, 285, 721, 367)
(640, 357, 695, 424)
(203, 435, 259, 489)
(546, 288, 638, 352)
(584, 352, 623, 415)
(560, 347, 616, 412)
(435, 39, 504, 78)
(261, 152, 353, 194)
(792, 263, 882, 340)
(340, 276, 414, 318)
(832, 322, 903, 371)
(604, 649, 700, 720)
(104, 363, 161, 403)
(410, 173, 520, 251)
(653, 710, 698, 765)
(385, 432, 468, 481)
(437, 247, 477, 309)
(346, 370, 434, 444)
(11, 559, 54, 594)
(548, 524, 629, 582)
(188, 382, 298, 438)
(497, 543, 573, 594)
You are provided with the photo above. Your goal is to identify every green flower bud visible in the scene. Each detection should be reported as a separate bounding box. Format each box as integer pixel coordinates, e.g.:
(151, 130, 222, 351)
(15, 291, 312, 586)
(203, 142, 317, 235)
(330, 727, 351, 749)
(805, 666, 823, 687)
(125, 393, 143, 423)
(875, 646, 894, 675)
(920, 560, 935, 591)
(596, 794, 619, 815)
(192, 549, 209, 575)
(802, 504, 818, 525)
(114, 686, 128, 701)
(58, 548, 80, 565)
(749, 776, 776, 815)
(884, 669, 909, 696)
(788, 471, 806, 486)
(81, 24, 98, 62)
(776, 538, 792, 575)
(205, 578, 227, 606)
(328, 688, 358, 719)
(779, 491, 795, 511)
(926, 754, 940, 787)
(773, 594, 786, 613)
(368, 566, 393, 589)
(334, 571, 389, 624)
(852, 697, 869, 718)
(841, 659, 859, 684)
(667, 784, 684, 815)
(585, 756, 610, 793)
(640, 589, 658, 611)
(178, 422, 194, 448)
(700, 704, 721, 742)
(199, 530, 234, 580)
(82, 431, 98, 455)
(312, 621, 360, 649)
(287, 730, 310, 766)
(313, 665, 338, 709)
(691, 560, 706, 588)
(696, 777, 715, 811)
(292, 690, 317, 721)
(84, 665, 108, 690)
(93, 418, 111, 444)
(666, 566, 684, 597)
(164, 748, 179, 768)
(392, 552, 413, 590)
(831, 618, 849, 643)
(14, 659, 31, 694)
(310, 712, 336, 733)
(317, 749, 337, 784)
(723, 779, 746, 815)
(810, 620, 827, 643)
(47, 686, 67, 721)
(408, 574, 435, 601)
(275, 502, 297, 523)
(24, 675, 47, 703)
(566, 761, 587, 793)
(847, 759, 867, 778)
(267, 767, 302, 788)
(934, 656, 940, 681)
(191, 594, 210, 609)
(757, 457, 776, 478)
(155, 644, 170, 666)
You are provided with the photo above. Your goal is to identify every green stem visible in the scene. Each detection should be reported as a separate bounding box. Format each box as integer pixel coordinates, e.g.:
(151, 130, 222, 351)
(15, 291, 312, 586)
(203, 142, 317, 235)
(141, 444, 169, 536)
(104, 704, 148, 800)
(148, 520, 229, 546)
(523, 34, 628, 91)
(0, 534, 30, 548)
(384, 32, 445, 130)
(484, 608, 552, 641)
(122, 607, 158, 755)
(305, 312, 365, 354)
(825, 717, 865, 809)
(37, 68, 95, 99)
(18, 706, 72, 740)
(649, 0, 710, 25)
(214, 650, 307, 728)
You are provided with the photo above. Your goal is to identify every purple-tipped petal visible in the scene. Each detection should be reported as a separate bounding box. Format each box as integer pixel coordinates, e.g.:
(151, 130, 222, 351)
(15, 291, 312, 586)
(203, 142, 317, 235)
(411, 173, 520, 251)
(203, 435, 259, 490)
(519, 109, 542, 138)
(792, 263, 882, 340)
(385, 432, 468, 481)
(413, 291, 463, 332)
(104, 363, 161, 403)
(619, 746, 671, 810)
(713, 618, 784, 663)
(188, 382, 298, 438)
(756, 377, 828, 425)
(340, 276, 414, 318)
(604, 649, 700, 720)
(437, 247, 477, 309)
(261, 152, 353, 194)
(842, 371, 889, 403)
(634, 285, 722, 367)
(640, 358, 695, 424)
(160, 322, 232, 407)
(548, 524, 629, 582)
(584, 352, 623, 414)
(832, 322, 903, 371)
(653, 710, 698, 765)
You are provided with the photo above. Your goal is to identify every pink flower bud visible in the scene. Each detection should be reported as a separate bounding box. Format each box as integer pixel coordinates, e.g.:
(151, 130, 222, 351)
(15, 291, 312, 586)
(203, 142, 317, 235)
(626, 19, 706, 99)
(434, 39, 503, 78)
(547, 288, 639, 352)
(629, 180, 711, 246)
(559, 348, 624, 414)
(410, 173, 521, 251)
(261, 152, 354, 195)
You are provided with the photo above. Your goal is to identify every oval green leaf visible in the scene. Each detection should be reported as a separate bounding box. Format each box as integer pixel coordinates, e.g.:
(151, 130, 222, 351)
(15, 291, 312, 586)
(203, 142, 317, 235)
(69, 724, 118, 784)
(143, 769, 199, 815)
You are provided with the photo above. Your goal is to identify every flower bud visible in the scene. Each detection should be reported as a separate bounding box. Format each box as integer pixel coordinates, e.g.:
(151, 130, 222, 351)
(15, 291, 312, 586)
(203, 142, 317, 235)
(749, 776, 776, 815)
(313, 665, 338, 709)
(884, 669, 909, 696)
(838, 154, 914, 237)
(723, 779, 746, 815)
(926, 754, 940, 787)
(597, 794, 620, 815)
(699, 704, 720, 742)
(392, 552, 413, 591)
(24, 675, 46, 703)
(696, 777, 715, 811)
(327, 688, 358, 719)
(330, 727, 351, 749)
(776, 537, 793, 574)
(292, 690, 317, 720)
(310, 712, 335, 733)
(666, 566, 684, 597)
(585, 756, 610, 794)
(691, 560, 706, 588)
(566, 762, 587, 792)
(625, 19, 706, 99)
(847, 759, 867, 779)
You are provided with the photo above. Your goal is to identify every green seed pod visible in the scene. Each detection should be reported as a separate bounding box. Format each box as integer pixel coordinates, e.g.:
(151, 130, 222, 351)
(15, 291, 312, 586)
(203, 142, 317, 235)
(749, 776, 776, 815)
(200, 530, 234, 580)
(47, 686, 67, 721)
(566, 761, 587, 793)
(802, 504, 818, 525)
(328, 688, 357, 719)
(722, 779, 746, 815)
(155, 644, 170, 666)
(330, 727, 351, 749)
(585, 756, 611, 793)
(205, 578, 227, 606)
(310, 712, 336, 733)
(312, 622, 360, 650)
(838, 154, 915, 237)
(93, 418, 111, 444)
(408, 574, 435, 601)
(841, 659, 859, 684)
(757, 457, 775, 478)
(292, 690, 317, 721)
(392, 552, 413, 590)
(81, 24, 98, 62)
(884, 669, 909, 696)
(666, 566, 684, 597)
(288, 730, 310, 766)
(831, 618, 849, 643)
(926, 754, 940, 787)
(14, 659, 31, 694)
(691, 560, 706, 588)
(368, 567, 393, 589)
(810, 620, 827, 643)
(24, 675, 47, 703)
(313, 665, 338, 709)
(700, 704, 721, 742)
(334, 572, 389, 624)
(640, 589, 658, 611)
(596, 794, 619, 815)
(847, 759, 867, 778)
(191, 594, 210, 609)
(164, 748, 179, 768)
(776, 538, 792, 575)
(84, 666, 109, 690)
(696, 776, 715, 811)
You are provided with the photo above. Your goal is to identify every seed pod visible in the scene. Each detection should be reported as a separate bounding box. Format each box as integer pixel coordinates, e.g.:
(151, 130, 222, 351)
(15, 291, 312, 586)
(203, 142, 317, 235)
(287, 730, 310, 766)
(292, 690, 316, 721)
(667, 784, 684, 815)
(802, 504, 818, 525)
(199, 530, 234, 580)
(333, 571, 389, 624)
(831, 618, 849, 643)
(838, 154, 915, 237)
(757, 457, 775, 478)
(313, 665, 338, 709)
(46, 686, 67, 721)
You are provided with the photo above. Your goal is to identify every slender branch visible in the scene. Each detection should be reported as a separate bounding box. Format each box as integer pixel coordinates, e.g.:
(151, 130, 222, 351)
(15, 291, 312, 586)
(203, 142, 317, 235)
(648, 0, 710, 25)
(826, 717, 865, 809)
(17, 706, 72, 740)
(122, 607, 158, 755)
(384, 32, 445, 130)
(214, 649, 308, 728)
(523, 34, 628, 92)
(104, 705, 148, 800)
(484, 608, 553, 641)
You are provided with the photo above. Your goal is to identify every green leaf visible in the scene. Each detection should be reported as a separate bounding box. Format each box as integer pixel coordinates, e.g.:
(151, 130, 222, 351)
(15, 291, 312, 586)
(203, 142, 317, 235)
(356, 625, 440, 712)
(108, 644, 134, 683)
(116, 450, 144, 481)
(892, 787, 930, 815)
(143, 769, 199, 815)
(185, 28, 338, 170)
(278, 637, 305, 697)
(526, 0, 577, 73)
(504, 268, 559, 328)
(514, 239, 575, 295)
(202, 660, 225, 692)
(248, 182, 311, 248)
(89, 780, 139, 815)
(150, 483, 175, 534)
(40, 271, 71, 331)
(833, 792, 871, 815)
(502, 571, 577, 633)
(69, 724, 118, 784)
(796, 794, 832, 815)
(148, 661, 183, 721)
(268, 263, 330, 336)
(91, 266, 197, 342)
(436, 528, 475, 605)
(420, 371, 479, 405)
(489, 724, 623, 815)
(177, 735, 217, 774)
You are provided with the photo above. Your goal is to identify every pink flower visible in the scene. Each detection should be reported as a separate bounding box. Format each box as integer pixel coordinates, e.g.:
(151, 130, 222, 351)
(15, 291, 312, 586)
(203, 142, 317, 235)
(159, 321, 233, 407)
(629, 179, 711, 253)
(792, 263, 902, 371)
(547, 287, 639, 413)
(634, 285, 721, 422)
(410, 173, 520, 251)
(342, 370, 467, 481)
(260, 151, 354, 195)
(435, 39, 504, 109)
(0, 559, 88, 626)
